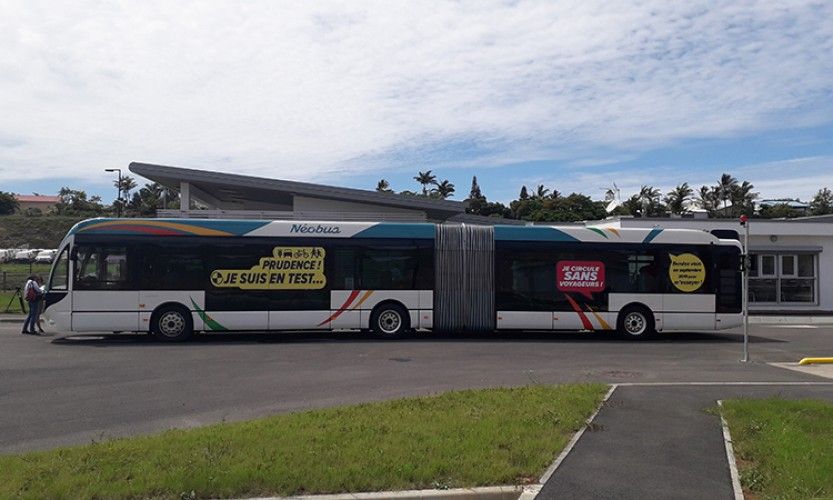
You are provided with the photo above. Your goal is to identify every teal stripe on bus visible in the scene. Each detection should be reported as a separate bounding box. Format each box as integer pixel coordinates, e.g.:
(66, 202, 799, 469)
(642, 227, 663, 244)
(353, 223, 436, 239)
(494, 226, 579, 242)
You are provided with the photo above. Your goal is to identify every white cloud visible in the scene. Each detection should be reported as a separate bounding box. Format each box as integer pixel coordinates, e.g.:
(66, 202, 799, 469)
(0, 0, 831, 183)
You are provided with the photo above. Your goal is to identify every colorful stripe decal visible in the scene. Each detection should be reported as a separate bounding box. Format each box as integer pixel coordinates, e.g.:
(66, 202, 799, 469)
(352, 290, 375, 310)
(79, 220, 234, 236)
(494, 226, 580, 242)
(317, 289, 361, 326)
(190, 297, 227, 331)
(587, 227, 609, 239)
(70, 218, 271, 237)
(605, 227, 621, 237)
(642, 227, 663, 244)
(565, 294, 595, 331)
(586, 305, 612, 330)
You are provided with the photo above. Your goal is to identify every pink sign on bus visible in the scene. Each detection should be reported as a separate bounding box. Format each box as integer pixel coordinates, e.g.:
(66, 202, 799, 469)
(556, 261, 606, 299)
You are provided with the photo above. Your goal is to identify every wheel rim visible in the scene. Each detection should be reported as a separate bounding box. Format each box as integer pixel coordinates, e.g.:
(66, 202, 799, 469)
(159, 311, 186, 337)
(624, 312, 647, 336)
(378, 310, 401, 334)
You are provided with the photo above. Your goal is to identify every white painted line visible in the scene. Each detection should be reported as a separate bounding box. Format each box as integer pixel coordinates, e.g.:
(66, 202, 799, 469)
(761, 325, 819, 329)
(717, 400, 744, 500)
(537, 384, 618, 486)
(615, 381, 833, 387)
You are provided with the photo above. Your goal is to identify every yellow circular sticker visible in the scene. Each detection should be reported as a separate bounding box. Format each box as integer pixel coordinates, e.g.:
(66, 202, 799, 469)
(669, 253, 705, 292)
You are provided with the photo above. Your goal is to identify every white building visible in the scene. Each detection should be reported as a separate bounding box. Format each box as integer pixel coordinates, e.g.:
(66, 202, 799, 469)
(589, 216, 833, 313)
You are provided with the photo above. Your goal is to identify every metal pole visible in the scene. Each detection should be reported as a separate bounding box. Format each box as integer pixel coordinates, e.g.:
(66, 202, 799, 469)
(742, 217, 750, 362)
(117, 170, 122, 218)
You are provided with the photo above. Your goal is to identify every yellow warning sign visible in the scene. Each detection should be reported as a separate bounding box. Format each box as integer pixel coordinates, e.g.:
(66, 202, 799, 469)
(669, 253, 705, 292)
(210, 247, 326, 290)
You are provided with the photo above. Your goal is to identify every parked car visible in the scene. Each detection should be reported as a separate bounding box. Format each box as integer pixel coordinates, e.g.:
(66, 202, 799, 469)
(0, 249, 13, 263)
(13, 249, 40, 263)
(34, 249, 57, 264)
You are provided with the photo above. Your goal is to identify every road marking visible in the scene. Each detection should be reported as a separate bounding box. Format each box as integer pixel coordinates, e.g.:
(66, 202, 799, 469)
(717, 401, 744, 500)
(537, 384, 618, 487)
(760, 325, 819, 329)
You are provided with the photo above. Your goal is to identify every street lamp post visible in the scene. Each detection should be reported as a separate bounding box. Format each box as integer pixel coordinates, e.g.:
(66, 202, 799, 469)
(740, 214, 750, 362)
(105, 168, 122, 217)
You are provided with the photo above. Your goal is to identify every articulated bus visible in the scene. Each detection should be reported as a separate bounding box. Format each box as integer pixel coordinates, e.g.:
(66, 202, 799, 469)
(41, 218, 742, 341)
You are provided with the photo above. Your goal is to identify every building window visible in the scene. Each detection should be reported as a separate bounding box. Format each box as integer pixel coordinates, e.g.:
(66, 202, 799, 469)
(749, 253, 817, 304)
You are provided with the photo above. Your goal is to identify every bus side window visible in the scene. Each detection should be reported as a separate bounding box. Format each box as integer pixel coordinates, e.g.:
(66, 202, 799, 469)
(74, 246, 130, 290)
(628, 254, 660, 292)
(330, 247, 358, 290)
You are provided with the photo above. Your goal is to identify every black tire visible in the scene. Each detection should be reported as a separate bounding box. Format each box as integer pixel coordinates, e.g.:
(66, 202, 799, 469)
(151, 305, 194, 342)
(616, 305, 655, 339)
(370, 303, 410, 338)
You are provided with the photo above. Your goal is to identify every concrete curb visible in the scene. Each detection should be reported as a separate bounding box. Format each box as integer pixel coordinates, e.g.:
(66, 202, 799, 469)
(717, 401, 745, 500)
(247, 485, 524, 500)
(750, 315, 833, 325)
(0, 317, 24, 323)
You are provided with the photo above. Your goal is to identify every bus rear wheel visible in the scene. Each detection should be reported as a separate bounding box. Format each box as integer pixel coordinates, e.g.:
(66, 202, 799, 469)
(370, 303, 410, 338)
(616, 305, 655, 339)
(152, 305, 194, 342)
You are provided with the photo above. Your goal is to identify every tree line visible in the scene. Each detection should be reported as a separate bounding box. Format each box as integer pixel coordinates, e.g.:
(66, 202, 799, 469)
(375, 172, 833, 222)
(0, 176, 180, 217)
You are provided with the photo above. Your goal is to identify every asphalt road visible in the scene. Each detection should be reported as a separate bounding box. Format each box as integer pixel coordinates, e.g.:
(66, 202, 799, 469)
(1, 323, 832, 454)
(538, 384, 833, 500)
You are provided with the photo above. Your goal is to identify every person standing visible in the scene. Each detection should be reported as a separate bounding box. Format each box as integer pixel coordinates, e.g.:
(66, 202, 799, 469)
(22, 274, 43, 335)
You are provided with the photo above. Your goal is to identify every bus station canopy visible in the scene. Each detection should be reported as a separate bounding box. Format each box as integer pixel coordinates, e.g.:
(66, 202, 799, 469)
(129, 162, 467, 222)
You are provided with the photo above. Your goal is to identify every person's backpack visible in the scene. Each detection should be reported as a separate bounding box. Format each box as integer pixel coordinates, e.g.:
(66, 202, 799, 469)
(24, 283, 37, 302)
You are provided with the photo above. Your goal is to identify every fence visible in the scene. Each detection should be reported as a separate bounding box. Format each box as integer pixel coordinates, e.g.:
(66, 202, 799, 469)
(1, 262, 52, 291)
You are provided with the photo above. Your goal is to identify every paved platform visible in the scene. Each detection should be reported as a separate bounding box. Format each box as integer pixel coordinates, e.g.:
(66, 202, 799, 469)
(770, 361, 833, 380)
(538, 384, 833, 500)
(3, 322, 832, 453)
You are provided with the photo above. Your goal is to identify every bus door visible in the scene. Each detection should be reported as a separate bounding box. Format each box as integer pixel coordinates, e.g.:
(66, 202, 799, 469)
(71, 245, 139, 332)
(42, 244, 72, 332)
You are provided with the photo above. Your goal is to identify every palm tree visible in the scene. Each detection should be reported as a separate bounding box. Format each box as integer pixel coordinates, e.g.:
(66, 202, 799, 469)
(414, 170, 436, 196)
(433, 180, 455, 199)
(811, 187, 833, 215)
(637, 185, 663, 216)
(697, 185, 718, 215)
(376, 179, 392, 193)
(533, 185, 550, 200)
(664, 183, 693, 215)
(717, 173, 738, 210)
(731, 180, 757, 216)
(115, 175, 138, 202)
(157, 184, 179, 209)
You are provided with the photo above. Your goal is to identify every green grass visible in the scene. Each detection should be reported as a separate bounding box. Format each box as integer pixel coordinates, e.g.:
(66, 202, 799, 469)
(0, 215, 85, 249)
(0, 262, 52, 274)
(0, 384, 607, 499)
(0, 292, 26, 313)
(721, 398, 833, 499)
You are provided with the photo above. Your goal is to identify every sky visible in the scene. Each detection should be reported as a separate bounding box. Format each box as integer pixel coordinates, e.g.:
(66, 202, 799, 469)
(1, 0, 832, 205)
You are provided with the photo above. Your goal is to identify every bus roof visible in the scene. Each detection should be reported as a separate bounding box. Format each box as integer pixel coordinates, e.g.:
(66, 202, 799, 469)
(66, 218, 734, 246)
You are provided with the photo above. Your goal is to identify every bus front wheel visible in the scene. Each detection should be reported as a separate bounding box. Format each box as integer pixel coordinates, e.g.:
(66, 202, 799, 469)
(616, 305, 655, 339)
(370, 303, 410, 338)
(152, 305, 194, 342)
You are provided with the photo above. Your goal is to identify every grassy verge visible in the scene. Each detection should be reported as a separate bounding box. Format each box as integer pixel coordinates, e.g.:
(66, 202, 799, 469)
(721, 398, 833, 499)
(0, 292, 26, 313)
(0, 384, 607, 499)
